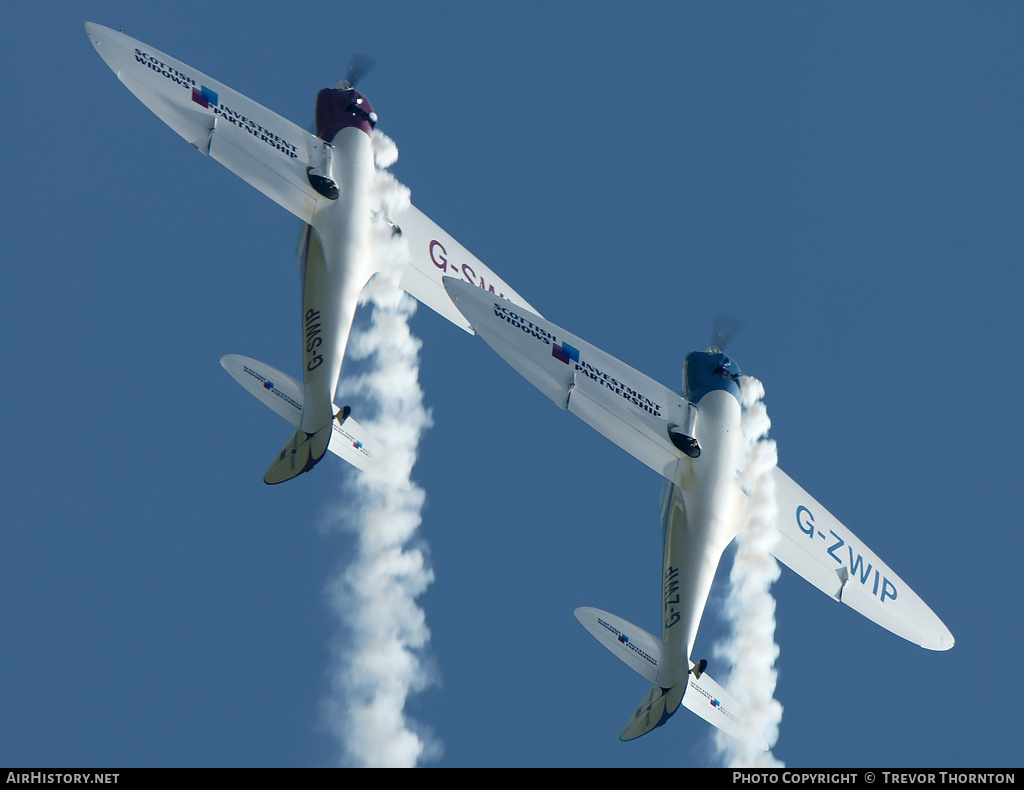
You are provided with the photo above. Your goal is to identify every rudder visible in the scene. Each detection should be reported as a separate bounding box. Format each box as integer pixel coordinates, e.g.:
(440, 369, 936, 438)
(263, 424, 332, 485)
(620, 681, 686, 741)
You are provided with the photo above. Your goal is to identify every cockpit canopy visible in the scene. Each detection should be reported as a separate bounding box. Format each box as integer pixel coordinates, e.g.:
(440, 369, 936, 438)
(315, 87, 377, 142)
(682, 349, 741, 404)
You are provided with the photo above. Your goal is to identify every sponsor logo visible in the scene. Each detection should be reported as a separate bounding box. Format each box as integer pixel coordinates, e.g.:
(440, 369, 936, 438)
(333, 425, 370, 458)
(191, 85, 218, 109)
(596, 617, 657, 668)
(491, 303, 554, 345)
(133, 48, 298, 159)
(573, 357, 662, 416)
(489, 304, 663, 418)
(134, 49, 194, 89)
(552, 340, 579, 365)
(242, 365, 301, 411)
(688, 679, 739, 723)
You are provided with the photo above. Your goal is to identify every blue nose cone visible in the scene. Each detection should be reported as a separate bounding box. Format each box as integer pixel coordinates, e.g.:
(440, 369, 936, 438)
(682, 351, 741, 403)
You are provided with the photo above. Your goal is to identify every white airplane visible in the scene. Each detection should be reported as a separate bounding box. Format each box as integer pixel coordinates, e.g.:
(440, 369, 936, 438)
(85, 22, 537, 483)
(442, 277, 954, 743)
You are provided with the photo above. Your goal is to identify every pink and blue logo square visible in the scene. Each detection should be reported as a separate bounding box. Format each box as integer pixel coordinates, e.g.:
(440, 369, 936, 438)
(192, 85, 218, 109)
(552, 340, 579, 365)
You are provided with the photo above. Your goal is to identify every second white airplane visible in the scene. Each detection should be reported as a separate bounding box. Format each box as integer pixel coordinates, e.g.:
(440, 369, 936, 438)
(443, 277, 954, 744)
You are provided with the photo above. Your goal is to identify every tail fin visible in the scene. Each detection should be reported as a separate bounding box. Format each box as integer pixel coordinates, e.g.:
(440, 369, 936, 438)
(263, 424, 332, 485)
(220, 355, 382, 479)
(574, 606, 766, 748)
(620, 682, 686, 741)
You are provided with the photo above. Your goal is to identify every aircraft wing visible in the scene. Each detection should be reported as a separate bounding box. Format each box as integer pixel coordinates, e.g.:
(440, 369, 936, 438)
(86, 22, 539, 329)
(770, 467, 954, 650)
(86, 22, 328, 223)
(444, 277, 690, 484)
(388, 204, 541, 332)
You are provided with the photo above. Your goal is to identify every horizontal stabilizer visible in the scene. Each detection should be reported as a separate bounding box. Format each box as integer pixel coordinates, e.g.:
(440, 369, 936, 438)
(576, 607, 767, 746)
(220, 354, 379, 476)
(682, 666, 767, 750)
(618, 672, 765, 746)
(574, 607, 661, 684)
(770, 468, 954, 651)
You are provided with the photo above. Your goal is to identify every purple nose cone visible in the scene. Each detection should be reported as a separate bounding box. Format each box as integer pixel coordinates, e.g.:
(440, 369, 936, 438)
(315, 87, 376, 142)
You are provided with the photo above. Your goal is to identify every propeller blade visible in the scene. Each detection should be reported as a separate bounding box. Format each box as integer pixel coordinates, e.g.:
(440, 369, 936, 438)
(709, 313, 743, 353)
(337, 54, 375, 90)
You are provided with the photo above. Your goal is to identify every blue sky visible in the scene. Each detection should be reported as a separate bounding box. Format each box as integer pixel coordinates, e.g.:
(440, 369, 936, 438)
(2, 1, 1022, 768)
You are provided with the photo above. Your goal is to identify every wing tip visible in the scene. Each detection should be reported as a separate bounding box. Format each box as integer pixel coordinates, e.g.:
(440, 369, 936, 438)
(923, 627, 955, 651)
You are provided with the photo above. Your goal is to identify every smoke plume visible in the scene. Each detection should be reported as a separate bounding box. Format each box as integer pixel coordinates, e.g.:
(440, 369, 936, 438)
(714, 375, 784, 767)
(320, 131, 440, 767)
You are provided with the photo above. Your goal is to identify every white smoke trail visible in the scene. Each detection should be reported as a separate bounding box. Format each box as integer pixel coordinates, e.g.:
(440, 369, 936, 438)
(320, 131, 440, 767)
(714, 375, 784, 768)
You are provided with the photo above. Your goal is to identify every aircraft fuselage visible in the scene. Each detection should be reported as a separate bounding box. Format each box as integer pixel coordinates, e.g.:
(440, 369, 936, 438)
(658, 388, 746, 691)
(299, 124, 375, 435)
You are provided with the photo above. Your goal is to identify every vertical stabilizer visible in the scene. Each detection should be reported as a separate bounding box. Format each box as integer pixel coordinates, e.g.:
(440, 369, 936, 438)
(263, 424, 332, 484)
(620, 682, 686, 741)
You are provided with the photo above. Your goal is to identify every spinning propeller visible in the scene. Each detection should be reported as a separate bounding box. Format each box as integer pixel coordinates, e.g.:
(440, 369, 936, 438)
(336, 54, 374, 90)
(708, 312, 743, 355)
